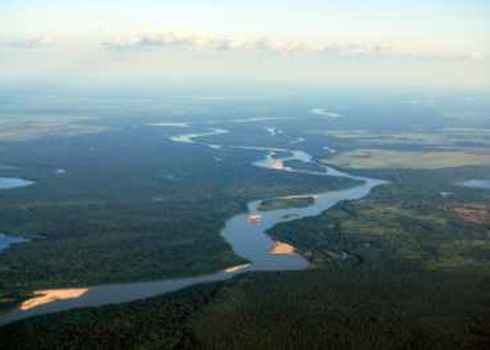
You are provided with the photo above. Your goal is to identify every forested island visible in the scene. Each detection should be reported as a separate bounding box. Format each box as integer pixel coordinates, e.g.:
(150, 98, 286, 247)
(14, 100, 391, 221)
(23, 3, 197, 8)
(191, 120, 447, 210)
(257, 196, 315, 211)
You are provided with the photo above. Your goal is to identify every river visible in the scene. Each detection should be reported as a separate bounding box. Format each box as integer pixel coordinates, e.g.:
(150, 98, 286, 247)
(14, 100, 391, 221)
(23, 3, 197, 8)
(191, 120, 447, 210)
(460, 179, 490, 190)
(0, 177, 34, 190)
(0, 234, 28, 254)
(0, 127, 385, 326)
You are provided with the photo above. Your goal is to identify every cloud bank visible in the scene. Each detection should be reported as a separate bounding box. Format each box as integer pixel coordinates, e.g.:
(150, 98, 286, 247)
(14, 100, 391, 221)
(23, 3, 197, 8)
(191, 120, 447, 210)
(1, 32, 484, 62)
(1, 35, 54, 49)
(101, 32, 485, 61)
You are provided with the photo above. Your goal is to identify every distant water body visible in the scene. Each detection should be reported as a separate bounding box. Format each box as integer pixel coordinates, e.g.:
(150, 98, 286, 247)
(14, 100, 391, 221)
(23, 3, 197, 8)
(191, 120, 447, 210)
(0, 178, 34, 255)
(460, 180, 490, 190)
(0, 234, 28, 254)
(0, 126, 386, 326)
(0, 177, 34, 190)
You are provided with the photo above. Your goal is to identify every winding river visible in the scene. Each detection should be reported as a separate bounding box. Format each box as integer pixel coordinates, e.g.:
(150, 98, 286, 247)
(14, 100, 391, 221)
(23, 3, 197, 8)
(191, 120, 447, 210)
(0, 127, 385, 326)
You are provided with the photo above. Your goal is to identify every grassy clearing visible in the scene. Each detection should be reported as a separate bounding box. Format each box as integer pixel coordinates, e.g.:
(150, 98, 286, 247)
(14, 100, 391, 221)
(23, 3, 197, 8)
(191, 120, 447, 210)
(324, 149, 490, 170)
(0, 120, 108, 142)
(317, 129, 490, 147)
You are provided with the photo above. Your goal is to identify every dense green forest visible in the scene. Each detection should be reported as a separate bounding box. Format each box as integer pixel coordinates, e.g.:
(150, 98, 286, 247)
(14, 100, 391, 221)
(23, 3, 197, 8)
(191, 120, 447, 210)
(268, 167, 490, 271)
(2, 269, 489, 349)
(1, 95, 490, 348)
(0, 126, 357, 309)
(257, 196, 315, 211)
(2, 166, 489, 349)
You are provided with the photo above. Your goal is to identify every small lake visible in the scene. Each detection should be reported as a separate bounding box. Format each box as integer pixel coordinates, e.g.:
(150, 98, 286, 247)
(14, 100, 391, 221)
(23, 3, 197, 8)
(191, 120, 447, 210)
(0, 178, 34, 255)
(0, 177, 35, 190)
(460, 180, 490, 190)
(0, 234, 28, 254)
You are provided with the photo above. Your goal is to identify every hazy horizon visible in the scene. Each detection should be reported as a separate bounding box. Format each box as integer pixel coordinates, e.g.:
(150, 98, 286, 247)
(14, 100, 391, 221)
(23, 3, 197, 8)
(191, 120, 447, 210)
(1, 1, 489, 90)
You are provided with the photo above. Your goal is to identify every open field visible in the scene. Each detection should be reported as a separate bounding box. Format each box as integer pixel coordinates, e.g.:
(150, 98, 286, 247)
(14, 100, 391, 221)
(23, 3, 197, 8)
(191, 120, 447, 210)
(316, 129, 490, 147)
(0, 120, 108, 142)
(450, 203, 490, 225)
(324, 149, 490, 170)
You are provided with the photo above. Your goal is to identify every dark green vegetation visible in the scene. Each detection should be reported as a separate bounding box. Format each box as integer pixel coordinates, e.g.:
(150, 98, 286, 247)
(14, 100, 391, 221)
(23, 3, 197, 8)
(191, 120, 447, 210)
(0, 282, 219, 349)
(269, 170, 490, 272)
(2, 269, 489, 349)
(2, 90, 490, 348)
(3, 166, 490, 349)
(0, 125, 357, 309)
(257, 196, 315, 211)
(0, 291, 33, 314)
(191, 270, 490, 350)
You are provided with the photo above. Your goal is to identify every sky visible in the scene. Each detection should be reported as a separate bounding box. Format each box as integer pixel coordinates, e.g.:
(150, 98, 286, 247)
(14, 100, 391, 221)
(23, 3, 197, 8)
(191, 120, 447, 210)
(1, 1, 489, 90)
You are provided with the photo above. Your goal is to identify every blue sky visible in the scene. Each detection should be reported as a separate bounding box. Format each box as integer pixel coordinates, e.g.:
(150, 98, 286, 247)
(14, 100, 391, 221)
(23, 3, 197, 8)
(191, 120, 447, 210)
(1, 1, 488, 89)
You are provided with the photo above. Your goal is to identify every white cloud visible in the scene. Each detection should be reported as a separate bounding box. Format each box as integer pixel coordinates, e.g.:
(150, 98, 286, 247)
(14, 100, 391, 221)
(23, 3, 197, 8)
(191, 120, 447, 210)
(103, 32, 386, 56)
(102, 33, 237, 51)
(101, 31, 486, 62)
(3, 32, 483, 62)
(1, 35, 54, 49)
